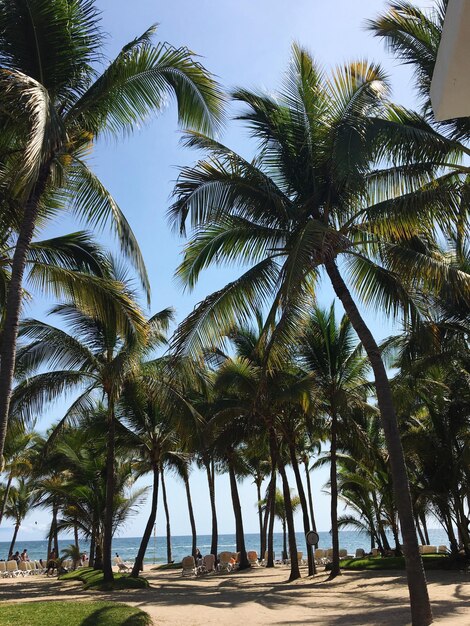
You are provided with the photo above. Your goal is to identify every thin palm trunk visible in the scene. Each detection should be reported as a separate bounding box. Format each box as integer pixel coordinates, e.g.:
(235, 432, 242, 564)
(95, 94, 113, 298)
(89, 528, 95, 568)
(0, 473, 13, 526)
(278, 460, 300, 581)
(325, 259, 432, 625)
(416, 516, 426, 546)
(329, 410, 340, 579)
(8, 522, 20, 556)
(256, 480, 264, 559)
(227, 460, 249, 570)
(304, 460, 318, 534)
(267, 429, 278, 568)
(183, 471, 197, 558)
(420, 513, 430, 546)
(261, 478, 272, 560)
(160, 466, 172, 564)
(290, 445, 315, 575)
(282, 520, 287, 560)
(0, 165, 51, 460)
(131, 466, 159, 577)
(53, 503, 59, 557)
(102, 406, 116, 582)
(205, 460, 218, 557)
(74, 519, 79, 551)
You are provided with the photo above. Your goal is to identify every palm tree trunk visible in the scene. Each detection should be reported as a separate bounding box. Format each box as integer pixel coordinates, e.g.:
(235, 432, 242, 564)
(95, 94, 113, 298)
(8, 522, 20, 556)
(206, 460, 218, 557)
(416, 517, 426, 546)
(282, 520, 287, 560)
(262, 477, 272, 561)
(256, 480, 264, 559)
(74, 519, 79, 551)
(227, 459, 249, 570)
(183, 471, 197, 558)
(0, 164, 51, 461)
(329, 410, 341, 579)
(304, 460, 318, 534)
(0, 473, 13, 526)
(102, 406, 116, 583)
(420, 513, 430, 546)
(290, 445, 315, 575)
(53, 504, 59, 557)
(278, 460, 300, 581)
(131, 466, 159, 577)
(89, 529, 95, 568)
(325, 259, 432, 625)
(160, 466, 172, 564)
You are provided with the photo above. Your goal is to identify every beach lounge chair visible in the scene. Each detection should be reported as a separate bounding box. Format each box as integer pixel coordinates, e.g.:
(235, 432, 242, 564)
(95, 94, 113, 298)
(200, 554, 216, 574)
(0, 561, 7, 578)
(371, 548, 380, 557)
(314, 549, 326, 565)
(247, 551, 259, 567)
(438, 545, 448, 554)
(181, 555, 197, 577)
(421, 545, 437, 554)
(355, 548, 365, 558)
(114, 555, 131, 572)
(339, 549, 348, 559)
(218, 551, 233, 573)
(297, 552, 306, 565)
(6, 560, 20, 577)
(18, 561, 30, 576)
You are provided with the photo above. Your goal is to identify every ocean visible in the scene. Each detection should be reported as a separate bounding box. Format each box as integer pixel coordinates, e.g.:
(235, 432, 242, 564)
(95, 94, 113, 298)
(0, 529, 449, 564)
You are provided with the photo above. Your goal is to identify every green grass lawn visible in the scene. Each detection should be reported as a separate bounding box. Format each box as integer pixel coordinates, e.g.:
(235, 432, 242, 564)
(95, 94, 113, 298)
(0, 601, 152, 626)
(339, 554, 452, 571)
(59, 567, 149, 590)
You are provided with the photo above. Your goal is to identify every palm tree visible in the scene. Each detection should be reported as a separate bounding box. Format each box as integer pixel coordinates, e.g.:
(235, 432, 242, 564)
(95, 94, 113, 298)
(5, 476, 36, 556)
(298, 305, 370, 577)
(13, 271, 149, 582)
(0, 423, 39, 526)
(262, 488, 301, 562)
(0, 0, 224, 461)
(168, 44, 470, 621)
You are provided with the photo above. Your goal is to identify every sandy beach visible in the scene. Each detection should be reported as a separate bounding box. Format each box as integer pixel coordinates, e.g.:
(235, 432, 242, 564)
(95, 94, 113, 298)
(0, 564, 469, 625)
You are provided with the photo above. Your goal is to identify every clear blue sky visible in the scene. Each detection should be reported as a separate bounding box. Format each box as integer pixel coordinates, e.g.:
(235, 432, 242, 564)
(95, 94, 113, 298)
(3, 0, 431, 545)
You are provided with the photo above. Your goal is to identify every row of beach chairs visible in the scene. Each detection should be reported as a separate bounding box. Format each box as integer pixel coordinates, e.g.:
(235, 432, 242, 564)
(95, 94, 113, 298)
(0, 560, 45, 577)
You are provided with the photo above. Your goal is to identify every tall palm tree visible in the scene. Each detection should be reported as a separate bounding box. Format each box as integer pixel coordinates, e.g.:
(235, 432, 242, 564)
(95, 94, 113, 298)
(168, 45, 470, 622)
(298, 305, 370, 577)
(0, 0, 224, 461)
(5, 476, 36, 556)
(13, 270, 149, 582)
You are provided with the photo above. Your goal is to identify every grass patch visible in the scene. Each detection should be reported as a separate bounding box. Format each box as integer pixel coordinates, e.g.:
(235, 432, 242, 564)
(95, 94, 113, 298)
(0, 601, 151, 626)
(59, 567, 149, 590)
(151, 561, 182, 570)
(338, 554, 452, 571)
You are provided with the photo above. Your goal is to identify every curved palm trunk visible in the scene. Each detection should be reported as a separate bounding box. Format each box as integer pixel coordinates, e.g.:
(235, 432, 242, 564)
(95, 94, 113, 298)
(131, 466, 159, 577)
(227, 460, 249, 570)
(420, 513, 430, 546)
(0, 473, 13, 526)
(205, 460, 218, 557)
(290, 445, 315, 575)
(183, 471, 197, 558)
(325, 259, 432, 625)
(102, 407, 116, 582)
(329, 411, 340, 579)
(8, 522, 20, 556)
(0, 165, 51, 460)
(160, 466, 172, 564)
(278, 460, 300, 581)
(267, 430, 278, 568)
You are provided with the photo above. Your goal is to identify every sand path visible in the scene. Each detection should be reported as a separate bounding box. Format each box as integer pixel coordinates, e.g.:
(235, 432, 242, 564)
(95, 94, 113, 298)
(0, 565, 469, 625)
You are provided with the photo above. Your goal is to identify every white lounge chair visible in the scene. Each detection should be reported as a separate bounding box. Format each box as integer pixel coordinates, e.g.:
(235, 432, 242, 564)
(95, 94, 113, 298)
(247, 550, 259, 567)
(217, 551, 233, 573)
(6, 560, 20, 577)
(200, 554, 216, 574)
(181, 555, 197, 577)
